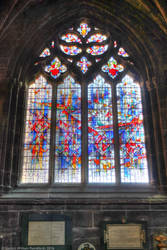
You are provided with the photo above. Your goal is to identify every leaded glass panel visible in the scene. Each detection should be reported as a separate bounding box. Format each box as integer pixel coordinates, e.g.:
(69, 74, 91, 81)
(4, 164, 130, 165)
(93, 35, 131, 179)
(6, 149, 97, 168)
(55, 76, 81, 183)
(117, 75, 149, 183)
(76, 57, 92, 73)
(86, 45, 108, 55)
(88, 75, 115, 183)
(86, 33, 107, 43)
(45, 57, 67, 79)
(61, 33, 82, 44)
(21, 76, 52, 183)
(102, 57, 124, 79)
(60, 45, 82, 55)
(77, 23, 91, 37)
(40, 48, 50, 57)
(118, 47, 129, 57)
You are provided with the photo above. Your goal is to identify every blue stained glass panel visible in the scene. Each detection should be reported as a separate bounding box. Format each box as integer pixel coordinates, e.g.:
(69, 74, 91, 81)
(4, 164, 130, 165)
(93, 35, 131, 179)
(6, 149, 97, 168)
(55, 75, 81, 183)
(86, 33, 107, 43)
(117, 75, 149, 183)
(60, 45, 82, 55)
(21, 76, 52, 183)
(86, 45, 108, 55)
(88, 75, 115, 183)
(61, 33, 82, 44)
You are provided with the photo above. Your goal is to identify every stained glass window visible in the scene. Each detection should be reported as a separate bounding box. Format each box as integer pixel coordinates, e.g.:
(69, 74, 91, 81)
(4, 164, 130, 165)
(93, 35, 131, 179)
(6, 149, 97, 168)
(114, 41, 117, 48)
(61, 33, 82, 44)
(51, 41, 55, 48)
(21, 76, 52, 183)
(40, 48, 50, 57)
(77, 23, 91, 37)
(55, 76, 81, 183)
(86, 45, 108, 55)
(88, 75, 115, 183)
(23, 21, 150, 186)
(86, 33, 107, 43)
(59, 23, 109, 74)
(60, 45, 82, 55)
(77, 57, 92, 73)
(117, 75, 149, 183)
(102, 57, 124, 79)
(45, 57, 67, 79)
(118, 47, 129, 57)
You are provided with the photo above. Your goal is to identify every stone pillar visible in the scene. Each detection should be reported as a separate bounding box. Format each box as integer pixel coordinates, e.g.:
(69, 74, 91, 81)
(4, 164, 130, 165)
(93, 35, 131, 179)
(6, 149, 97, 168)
(3, 80, 22, 191)
(11, 82, 26, 187)
(146, 77, 167, 190)
(0, 118, 8, 191)
(0, 82, 14, 192)
(153, 78, 167, 180)
(140, 80, 155, 185)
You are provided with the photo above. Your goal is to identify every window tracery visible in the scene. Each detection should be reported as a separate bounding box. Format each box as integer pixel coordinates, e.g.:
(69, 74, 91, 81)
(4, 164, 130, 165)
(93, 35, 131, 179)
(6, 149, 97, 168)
(21, 21, 149, 185)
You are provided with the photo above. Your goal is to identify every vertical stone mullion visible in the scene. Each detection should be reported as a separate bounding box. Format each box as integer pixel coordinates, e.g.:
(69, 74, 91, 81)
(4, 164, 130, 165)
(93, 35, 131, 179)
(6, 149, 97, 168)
(112, 82, 121, 185)
(49, 82, 56, 184)
(81, 80, 88, 184)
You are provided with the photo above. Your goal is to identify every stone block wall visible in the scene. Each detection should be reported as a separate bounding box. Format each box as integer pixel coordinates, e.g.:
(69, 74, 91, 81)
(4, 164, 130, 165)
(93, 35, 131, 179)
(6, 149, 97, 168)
(0, 200, 167, 250)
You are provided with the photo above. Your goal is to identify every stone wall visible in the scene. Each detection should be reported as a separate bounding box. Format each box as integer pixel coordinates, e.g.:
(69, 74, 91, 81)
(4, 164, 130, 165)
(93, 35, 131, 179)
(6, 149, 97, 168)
(0, 199, 167, 250)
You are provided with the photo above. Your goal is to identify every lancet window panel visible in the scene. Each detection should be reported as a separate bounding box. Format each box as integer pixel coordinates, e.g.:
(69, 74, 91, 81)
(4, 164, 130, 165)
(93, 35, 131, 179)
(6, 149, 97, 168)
(21, 76, 52, 184)
(116, 75, 149, 183)
(55, 76, 81, 183)
(88, 75, 115, 183)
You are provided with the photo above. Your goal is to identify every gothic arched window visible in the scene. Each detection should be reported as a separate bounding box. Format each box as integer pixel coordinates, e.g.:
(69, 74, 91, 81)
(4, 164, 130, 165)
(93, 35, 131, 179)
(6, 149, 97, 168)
(20, 21, 149, 185)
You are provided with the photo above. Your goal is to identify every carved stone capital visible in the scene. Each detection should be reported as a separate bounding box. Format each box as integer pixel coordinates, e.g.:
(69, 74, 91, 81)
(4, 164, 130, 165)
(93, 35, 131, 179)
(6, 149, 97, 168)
(145, 80, 153, 91)
(152, 77, 157, 88)
(18, 81, 23, 88)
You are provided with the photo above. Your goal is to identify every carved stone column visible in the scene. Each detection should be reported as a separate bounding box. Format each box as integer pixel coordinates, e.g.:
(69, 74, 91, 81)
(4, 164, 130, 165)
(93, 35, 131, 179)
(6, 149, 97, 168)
(0, 82, 14, 192)
(3, 80, 22, 191)
(11, 82, 26, 187)
(152, 77, 167, 190)
(145, 78, 166, 190)
(152, 77, 167, 175)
